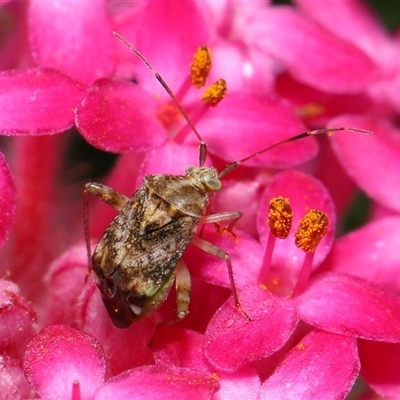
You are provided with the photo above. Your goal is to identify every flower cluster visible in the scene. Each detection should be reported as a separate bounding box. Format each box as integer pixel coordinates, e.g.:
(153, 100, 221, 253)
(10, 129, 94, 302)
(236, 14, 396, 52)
(1, 1, 400, 399)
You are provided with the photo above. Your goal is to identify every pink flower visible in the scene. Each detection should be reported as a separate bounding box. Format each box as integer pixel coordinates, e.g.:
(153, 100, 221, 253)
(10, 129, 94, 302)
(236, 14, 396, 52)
(23, 325, 106, 400)
(23, 325, 218, 399)
(0, 280, 36, 399)
(196, 171, 400, 398)
(0, 1, 399, 399)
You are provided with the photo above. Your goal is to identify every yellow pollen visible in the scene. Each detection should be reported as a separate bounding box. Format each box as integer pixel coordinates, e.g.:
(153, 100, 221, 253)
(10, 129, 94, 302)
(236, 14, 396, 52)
(211, 372, 219, 381)
(268, 197, 293, 239)
(191, 46, 212, 88)
(201, 79, 227, 106)
(259, 283, 268, 291)
(156, 102, 182, 129)
(297, 102, 325, 119)
(295, 210, 329, 253)
(297, 343, 305, 350)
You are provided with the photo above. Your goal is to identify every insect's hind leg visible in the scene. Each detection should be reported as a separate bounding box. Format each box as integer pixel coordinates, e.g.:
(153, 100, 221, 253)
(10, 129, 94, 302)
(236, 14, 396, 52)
(160, 260, 191, 325)
(175, 259, 191, 320)
(84, 182, 130, 273)
(190, 236, 251, 321)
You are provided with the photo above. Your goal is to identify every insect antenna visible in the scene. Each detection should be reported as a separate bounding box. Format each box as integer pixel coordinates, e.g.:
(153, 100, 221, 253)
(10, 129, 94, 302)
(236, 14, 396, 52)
(113, 31, 208, 167)
(219, 127, 372, 178)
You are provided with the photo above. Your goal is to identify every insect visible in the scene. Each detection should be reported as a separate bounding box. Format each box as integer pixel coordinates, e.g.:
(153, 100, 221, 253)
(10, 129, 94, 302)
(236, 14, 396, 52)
(84, 32, 370, 328)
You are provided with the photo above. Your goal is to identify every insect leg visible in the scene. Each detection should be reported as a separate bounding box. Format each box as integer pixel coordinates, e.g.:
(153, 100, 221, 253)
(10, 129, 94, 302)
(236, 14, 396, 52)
(190, 236, 251, 321)
(175, 259, 191, 320)
(200, 210, 243, 233)
(84, 182, 130, 211)
(84, 182, 130, 273)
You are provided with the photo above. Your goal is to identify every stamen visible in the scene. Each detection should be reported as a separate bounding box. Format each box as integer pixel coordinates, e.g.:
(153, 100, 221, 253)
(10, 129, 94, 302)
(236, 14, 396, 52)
(292, 210, 328, 296)
(295, 210, 328, 253)
(191, 46, 212, 88)
(174, 78, 227, 143)
(202, 79, 227, 106)
(72, 381, 81, 400)
(259, 197, 292, 285)
(268, 197, 293, 239)
(173, 76, 193, 104)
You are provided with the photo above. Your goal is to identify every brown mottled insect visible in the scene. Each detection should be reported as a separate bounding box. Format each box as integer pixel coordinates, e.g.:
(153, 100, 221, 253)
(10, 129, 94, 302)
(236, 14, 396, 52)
(84, 32, 370, 328)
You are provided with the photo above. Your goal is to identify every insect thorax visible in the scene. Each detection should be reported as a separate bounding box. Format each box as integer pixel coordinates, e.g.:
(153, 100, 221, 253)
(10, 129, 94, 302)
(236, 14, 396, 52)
(144, 166, 221, 218)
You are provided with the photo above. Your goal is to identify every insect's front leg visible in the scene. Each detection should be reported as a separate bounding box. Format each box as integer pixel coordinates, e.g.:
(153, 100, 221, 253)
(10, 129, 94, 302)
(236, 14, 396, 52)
(84, 182, 130, 211)
(83, 182, 130, 273)
(200, 210, 243, 233)
(191, 235, 251, 321)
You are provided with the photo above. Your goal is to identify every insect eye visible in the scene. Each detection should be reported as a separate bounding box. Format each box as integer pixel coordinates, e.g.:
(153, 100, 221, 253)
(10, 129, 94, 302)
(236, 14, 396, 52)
(206, 178, 221, 191)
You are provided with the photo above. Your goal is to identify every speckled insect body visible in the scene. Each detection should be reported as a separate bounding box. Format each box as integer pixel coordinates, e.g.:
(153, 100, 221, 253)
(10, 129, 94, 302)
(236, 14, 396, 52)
(87, 167, 223, 328)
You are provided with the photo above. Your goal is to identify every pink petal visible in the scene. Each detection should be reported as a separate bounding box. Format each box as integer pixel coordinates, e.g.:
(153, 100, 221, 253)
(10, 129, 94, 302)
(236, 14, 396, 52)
(295, 0, 393, 66)
(137, 142, 201, 185)
(296, 273, 400, 342)
(247, 6, 377, 93)
(212, 175, 264, 237)
(275, 72, 388, 128)
(257, 170, 335, 293)
(23, 324, 106, 399)
(260, 330, 359, 399)
(77, 280, 156, 376)
(195, 92, 318, 168)
(0, 67, 86, 135)
(323, 217, 400, 293)
(75, 77, 167, 153)
(207, 42, 254, 92)
(151, 326, 261, 400)
(42, 243, 88, 326)
(330, 115, 400, 213)
(152, 326, 207, 371)
(0, 279, 36, 355)
(0, 355, 32, 400)
(312, 133, 360, 216)
(95, 365, 219, 400)
(203, 287, 298, 372)
(207, 2, 277, 93)
(28, 0, 115, 85)
(213, 367, 261, 400)
(359, 340, 400, 399)
(0, 153, 17, 249)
